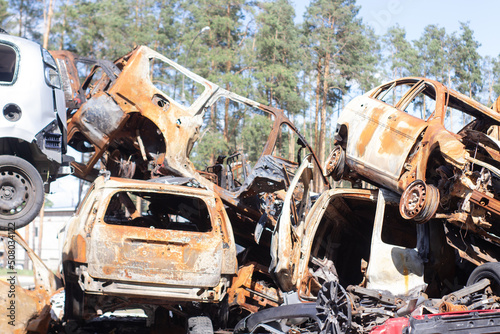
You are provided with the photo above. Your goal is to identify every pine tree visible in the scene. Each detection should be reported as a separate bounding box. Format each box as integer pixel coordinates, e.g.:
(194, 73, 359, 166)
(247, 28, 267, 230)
(253, 0, 303, 111)
(0, 0, 10, 28)
(384, 25, 419, 80)
(8, 0, 43, 41)
(413, 25, 452, 85)
(451, 22, 482, 98)
(303, 0, 377, 170)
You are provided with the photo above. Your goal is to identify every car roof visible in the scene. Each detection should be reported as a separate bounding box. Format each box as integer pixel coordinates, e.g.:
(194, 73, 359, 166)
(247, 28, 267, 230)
(94, 175, 215, 197)
(372, 77, 500, 124)
(0, 33, 42, 51)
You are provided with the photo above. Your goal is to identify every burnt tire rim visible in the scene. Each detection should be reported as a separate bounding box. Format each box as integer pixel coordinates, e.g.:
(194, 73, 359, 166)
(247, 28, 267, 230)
(316, 280, 352, 334)
(399, 180, 440, 223)
(324, 145, 345, 181)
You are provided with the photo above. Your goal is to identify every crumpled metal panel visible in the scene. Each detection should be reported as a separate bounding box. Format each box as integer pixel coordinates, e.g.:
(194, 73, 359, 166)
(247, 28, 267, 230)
(67, 176, 237, 290)
(340, 95, 428, 185)
(0, 231, 61, 334)
(365, 190, 425, 295)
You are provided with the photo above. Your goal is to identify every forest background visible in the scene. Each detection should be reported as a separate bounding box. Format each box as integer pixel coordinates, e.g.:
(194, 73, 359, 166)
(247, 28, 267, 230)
(2, 0, 499, 206)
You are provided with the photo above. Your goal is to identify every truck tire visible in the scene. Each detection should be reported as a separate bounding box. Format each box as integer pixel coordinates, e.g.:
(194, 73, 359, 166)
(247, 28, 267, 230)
(187, 316, 214, 334)
(0, 155, 44, 230)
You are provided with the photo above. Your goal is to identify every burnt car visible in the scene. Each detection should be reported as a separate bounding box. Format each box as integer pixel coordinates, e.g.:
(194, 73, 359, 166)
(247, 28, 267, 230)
(240, 181, 500, 333)
(326, 77, 500, 253)
(62, 174, 238, 331)
(52, 46, 327, 259)
(0, 33, 72, 229)
(0, 230, 62, 333)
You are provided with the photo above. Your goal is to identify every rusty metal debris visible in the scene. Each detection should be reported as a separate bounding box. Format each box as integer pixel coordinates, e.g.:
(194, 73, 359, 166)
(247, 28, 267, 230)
(0, 231, 62, 333)
(47, 45, 500, 334)
(326, 77, 500, 263)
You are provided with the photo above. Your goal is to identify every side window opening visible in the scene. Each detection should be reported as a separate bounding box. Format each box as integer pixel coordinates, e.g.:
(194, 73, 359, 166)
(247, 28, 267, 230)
(149, 58, 205, 108)
(372, 82, 416, 107)
(0, 43, 17, 83)
(398, 82, 437, 120)
(191, 96, 273, 190)
(104, 191, 212, 232)
(444, 93, 477, 134)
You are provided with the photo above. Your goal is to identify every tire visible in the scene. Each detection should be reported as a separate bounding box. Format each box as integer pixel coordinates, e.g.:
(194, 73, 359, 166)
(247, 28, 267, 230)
(0, 155, 44, 230)
(187, 316, 214, 334)
(324, 145, 346, 181)
(399, 180, 439, 223)
(467, 262, 500, 294)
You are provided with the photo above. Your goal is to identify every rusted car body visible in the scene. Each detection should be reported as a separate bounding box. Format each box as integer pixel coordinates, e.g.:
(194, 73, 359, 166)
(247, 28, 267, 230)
(244, 185, 500, 333)
(326, 77, 500, 263)
(0, 230, 62, 333)
(62, 175, 238, 324)
(52, 45, 327, 257)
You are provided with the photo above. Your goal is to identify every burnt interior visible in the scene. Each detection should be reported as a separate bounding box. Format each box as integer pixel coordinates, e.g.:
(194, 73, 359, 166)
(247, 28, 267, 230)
(104, 191, 212, 232)
(309, 196, 376, 287)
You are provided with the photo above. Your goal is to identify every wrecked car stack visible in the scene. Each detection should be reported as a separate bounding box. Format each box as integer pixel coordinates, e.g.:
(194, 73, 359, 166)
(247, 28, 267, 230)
(42, 44, 500, 333)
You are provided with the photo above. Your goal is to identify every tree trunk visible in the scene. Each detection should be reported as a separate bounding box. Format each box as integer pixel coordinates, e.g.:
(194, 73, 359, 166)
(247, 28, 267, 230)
(288, 113, 295, 161)
(42, 0, 54, 49)
(18, 0, 24, 37)
(314, 58, 322, 153)
(59, 0, 69, 50)
(319, 52, 330, 168)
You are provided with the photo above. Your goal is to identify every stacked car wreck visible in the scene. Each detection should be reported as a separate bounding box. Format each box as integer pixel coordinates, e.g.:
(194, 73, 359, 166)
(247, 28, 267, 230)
(4, 41, 500, 333)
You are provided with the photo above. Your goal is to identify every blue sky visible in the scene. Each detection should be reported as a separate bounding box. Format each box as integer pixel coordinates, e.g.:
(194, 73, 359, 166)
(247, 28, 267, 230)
(293, 0, 499, 57)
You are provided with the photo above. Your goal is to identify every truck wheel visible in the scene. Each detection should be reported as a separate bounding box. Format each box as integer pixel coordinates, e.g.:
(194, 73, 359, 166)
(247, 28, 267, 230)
(187, 316, 214, 334)
(0, 155, 44, 230)
(324, 145, 346, 181)
(399, 180, 439, 223)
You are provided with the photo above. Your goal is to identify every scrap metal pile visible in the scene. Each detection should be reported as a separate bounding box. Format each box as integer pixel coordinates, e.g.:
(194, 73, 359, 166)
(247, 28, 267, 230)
(3, 42, 500, 333)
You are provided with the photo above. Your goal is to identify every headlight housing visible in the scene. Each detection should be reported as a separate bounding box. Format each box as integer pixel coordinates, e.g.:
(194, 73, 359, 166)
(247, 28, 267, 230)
(42, 48, 61, 89)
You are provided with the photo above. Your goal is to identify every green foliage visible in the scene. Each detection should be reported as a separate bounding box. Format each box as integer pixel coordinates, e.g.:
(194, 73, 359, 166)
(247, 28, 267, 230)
(241, 114, 273, 163)
(384, 25, 419, 79)
(451, 22, 482, 98)
(7, 0, 43, 40)
(8, 0, 492, 170)
(493, 55, 500, 98)
(44, 197, 54, 208)
(413, 25, 451, 82)
(0, 0, 9, 28)
(253, 0, 305, 114)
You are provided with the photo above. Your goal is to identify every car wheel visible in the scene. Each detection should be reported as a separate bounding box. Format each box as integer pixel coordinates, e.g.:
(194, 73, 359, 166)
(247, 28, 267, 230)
(0, 155, 44, 230)
(316, 280, 352, 334)
(467, 262, 500, 295)
(399, 180, 439, 223)
(324, 145, 346, 181)
(187, 316, 214, 334)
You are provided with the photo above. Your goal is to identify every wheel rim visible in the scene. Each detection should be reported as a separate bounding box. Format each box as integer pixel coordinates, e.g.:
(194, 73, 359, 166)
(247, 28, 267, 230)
(400, 180, 439, 223)
(316, 281, 352, 334)
(324, 146, 345, 181)
(325, 148, 341, 174)
(0, 167, 36, 218)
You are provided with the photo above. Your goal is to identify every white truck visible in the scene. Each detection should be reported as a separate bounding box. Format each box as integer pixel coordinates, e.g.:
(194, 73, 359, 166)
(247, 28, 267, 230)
(0, 32, 72, 229)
